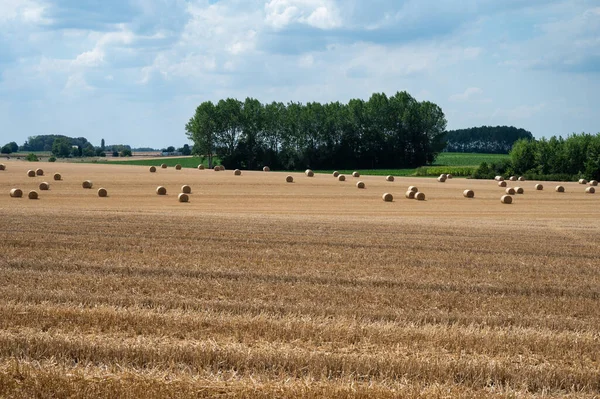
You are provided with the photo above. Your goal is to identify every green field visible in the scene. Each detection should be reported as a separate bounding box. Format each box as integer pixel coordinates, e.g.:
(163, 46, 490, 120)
(433, 152, 509, 166)
(104, 156, 208, 168)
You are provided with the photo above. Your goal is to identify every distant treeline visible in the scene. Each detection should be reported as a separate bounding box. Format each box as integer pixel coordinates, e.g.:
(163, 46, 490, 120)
(186, 93, 447, 170)
(21, 135, 90, 152)
(445, 126, 533, 154)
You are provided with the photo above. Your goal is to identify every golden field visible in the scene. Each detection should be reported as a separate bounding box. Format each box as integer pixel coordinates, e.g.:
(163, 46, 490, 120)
(0, 160, 599, 398)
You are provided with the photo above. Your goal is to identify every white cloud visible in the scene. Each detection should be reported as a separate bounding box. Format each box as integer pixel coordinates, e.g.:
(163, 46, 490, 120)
(0, 0, 48, 24)
(264, 0, 341, 30)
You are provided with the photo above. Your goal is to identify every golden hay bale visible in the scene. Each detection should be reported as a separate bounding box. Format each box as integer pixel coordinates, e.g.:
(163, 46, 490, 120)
(515, 187, 524, 194)
(234, 169, 241, 176)
(405, 190, 415, 199)
(589, 180, 598, 186)
(535, 184, 543, 190)
(509, 176, 517, 181)
(498, 181, 507, 187)
(415, 192, 426, 201)
(161, 163, 167, 169)
(447, 174, 453, 179)
(28, 190, 38, 200)
(585, 187, 595, 194)
(352, 171, 360, 178)
(39, 182, 49, 191)
(437, 175, 446, 182)
(213, 165, 220, 171)
(286, 175, 294, 183)
(555, 185, 565, 193)
(97, 188, 108, 197)
(53, 173, 62, 181)
(198, 164, 205, 170)
(149, 166, 156, 173)
(518, 176, 525, 181)
(175, 164, 182, 170)
(382, 193, 393, 202)
(35, 168, 44, 176)
(495, 176, 504, 181)
(305, 169, 314, 177)
(333, 171, 339, 177)
(27, 170, 35, 177)
(181, 185, 191, 194)
(82, 180, 93, 189)
(9, 188, 23, 198)
(178, 193, 189, 203)
(463, 189, 474, 198)
(505, 187, 516, 195)
(501, 195, 513, 204)
(156, 186, 167, 195)
(578, 179, 588, 184)
(263, 166, 270, 172)
(219, 165, 225, 171)
(356, 181, 365, 189)
(0, 163, 5, 170)
(386, 175, 394, 182)
(338, 174, 346, 181)
(408, 186, 418, 193)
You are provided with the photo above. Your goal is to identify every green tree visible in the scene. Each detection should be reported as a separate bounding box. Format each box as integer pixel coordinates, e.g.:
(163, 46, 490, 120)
(1, 144, 11, 154)
(181, 144, 191, 155)
(82, 143, 96, 157)
(100, 138, 105, 151)
(186, 101, 218, 168)
(510, 138, 536, 174)
(52, 137, 72, 158)
(120, 148, 132, 157)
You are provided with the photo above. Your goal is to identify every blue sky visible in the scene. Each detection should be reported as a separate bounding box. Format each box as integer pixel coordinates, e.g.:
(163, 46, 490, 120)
(1, 0, 599, 148)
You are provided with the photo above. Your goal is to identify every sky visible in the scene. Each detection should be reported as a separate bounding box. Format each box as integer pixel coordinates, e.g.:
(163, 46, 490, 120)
(0, 0, 599, 149)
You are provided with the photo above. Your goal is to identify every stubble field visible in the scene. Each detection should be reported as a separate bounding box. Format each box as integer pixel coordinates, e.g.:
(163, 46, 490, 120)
(0, 161, 599, 398)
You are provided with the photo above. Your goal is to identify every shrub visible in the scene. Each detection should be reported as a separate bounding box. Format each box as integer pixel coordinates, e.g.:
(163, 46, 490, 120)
(48, 156, 56, 162)
(26, 153, 39, 162)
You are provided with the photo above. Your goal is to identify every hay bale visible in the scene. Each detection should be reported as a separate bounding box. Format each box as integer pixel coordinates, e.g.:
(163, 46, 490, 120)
(263, 166, 270, 172)
(463, 189, 474, 198)
(82, 180, 93, 189)
(555, 185, 565, 193)
(501, 195, 513, 204)
(333, 171, 339, 177)
(585, 187, 595, 194)
(35, 168, 44, 176)
(156, 186, 167, 195)
(28, 190, 38, 200)
(356, 181, 365, 189)
(9, 188, 23, 198)
(447, 174, 453, 179)
(27, 170, 35, 177)
(578, 179, 588, 184)
(405, 190, 415, 199)
(509, 176, 517, 181)
(498, 181, 507, 187)
(437, 175, 446, 183)
(181, 185, 191, 194)
(590, 180, 598, 186)
(535, 184, 544, 190)
(39, 182, 49, 191)
(408, 186, 418, 193)
(515, 187, 524, 194)
(352, 171, 360, 178)
(286, 175, 294, 183)
(415, 192, 426, 201)
(382, 193, 393, 202)
(149, 166, 156, 173)
(518, 176, 525, 181)
(386, 175, 394, 182)
(234, 169, 241, 176)
(495, 176, 504, 181)
(53, 173, 62, 181)
(213, 165, 220, 171)
(97, 188, 108, 197)
(219, 165, 225, 171)
(305, 169, 314, 177)
(175, 164, 182, 170)
(178, 193, 189, 202)
(0, 164, 5, 171)
(338, 175, 346, 181)
(198, 164, 205, 170)
(505, 187, 516, 195)
(161, 163, 167, 169)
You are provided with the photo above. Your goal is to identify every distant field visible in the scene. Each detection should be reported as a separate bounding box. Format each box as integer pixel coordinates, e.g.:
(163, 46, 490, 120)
(105, 156, 206, 168)
(434, 152, 509, 166)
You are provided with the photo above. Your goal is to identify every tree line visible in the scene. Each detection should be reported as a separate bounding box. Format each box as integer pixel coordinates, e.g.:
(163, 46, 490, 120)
(185, 92, 447, 170)
(445, 126, 533, 154)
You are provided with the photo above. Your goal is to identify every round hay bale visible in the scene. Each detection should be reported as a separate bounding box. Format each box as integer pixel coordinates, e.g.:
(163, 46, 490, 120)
(82, 180, 93, 189)
(505, 187, 516, 195)
(149, 166, 156, 173)
(415, 192, 426, 201)
(495, 176, 504, 181)
(338, 175, 346, 181)
(53, 173, 62, 181)
(515, 187, 524, 194)
(352, 171, 360, 178)
(518, 176, 525, 181)
(156, 186, 167, 195)
(463, 189, 474, 198)
(332, 171, 339, 177)
(578, 179, 588, 184)
(234, 169, 241, 176)
(178, 193, 189, 203)
(509, 176, 517, 181)
(405, 190, 415, 199)
(28, 190, 38, 200)
(386, 175, 394, 182)
(555, 185, 565, 193)
(198, 164, 205, 170)
(498, 181, 507, 187)
(305, 169, 314, 177)
(356, 181, 365, 189)
(213, 165, 220, 171)
(35, 168, 44, 176)
(181, 185, 191, 194)
(286, 175, 294, 183)
(408, 186, 418, 193)
(382, 193, 393, 202)
(263, 166, 270, 172)
(97, 188, 108, 197)
(0, 164, 5, 171)
(447, 174, 453, 179)
(175, 164, 182, 170)
(585, 187, 595, 194)
(160, 163, 167, 169)
(437, 175, 446, 183)
(501, 195, 513, 204)
(9, 188, 23, 198)
(27, 170, 35, 177)
(219, 165, 225, 171)
(535, 184, 544, 190)
(39, 182, 49, 191)
(589, 180, 598, 186)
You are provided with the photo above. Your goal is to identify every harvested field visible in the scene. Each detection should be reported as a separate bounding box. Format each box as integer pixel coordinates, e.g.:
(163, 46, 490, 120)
(1, 161, 599, 398)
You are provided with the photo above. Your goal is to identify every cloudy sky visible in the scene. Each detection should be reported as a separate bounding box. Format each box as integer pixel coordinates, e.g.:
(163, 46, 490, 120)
(1, 0, 598, 148)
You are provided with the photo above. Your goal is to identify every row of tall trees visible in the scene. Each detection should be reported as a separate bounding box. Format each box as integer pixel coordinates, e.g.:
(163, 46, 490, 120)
(186, 92, 447, 170)
(445, 126, 533, 153)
